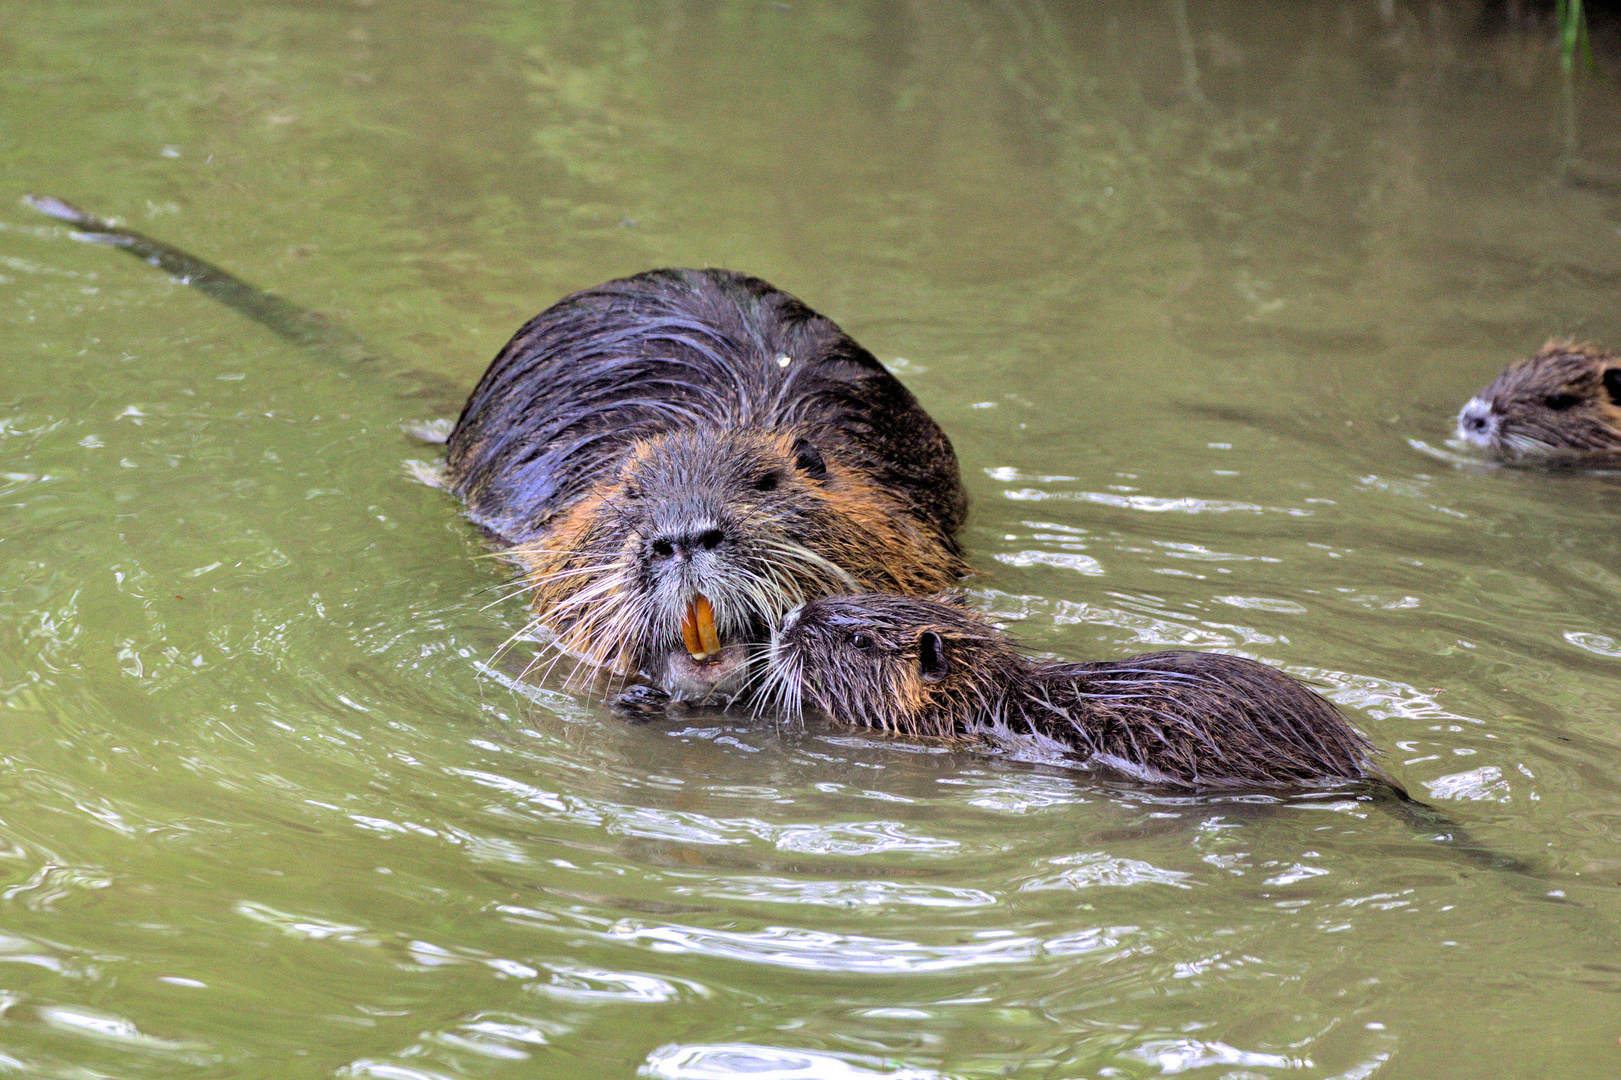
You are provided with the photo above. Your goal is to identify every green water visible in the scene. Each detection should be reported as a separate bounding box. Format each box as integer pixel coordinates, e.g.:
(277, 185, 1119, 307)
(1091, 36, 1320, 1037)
(4, 1, 1621, 1076)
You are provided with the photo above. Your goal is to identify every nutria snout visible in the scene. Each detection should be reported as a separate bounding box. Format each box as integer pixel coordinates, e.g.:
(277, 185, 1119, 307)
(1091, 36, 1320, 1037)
(764, 594, 1378, 791)
(445, 269, 969, 701)
(1456, 341, 1621, 463)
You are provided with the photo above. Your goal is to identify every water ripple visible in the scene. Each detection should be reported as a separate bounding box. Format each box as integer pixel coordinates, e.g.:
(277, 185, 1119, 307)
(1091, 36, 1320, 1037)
(0, 998, 220, 1067)
(233, 901, 375, 944)
(1002, 487, 1312, 517)
(600, 920, 1045, 974)
(1124, 1037, 1306, 1074)
(670, 876, 999, 911)
(532, 962, 704, 1005)
(1018, 851, 1194, 892)
(643, 1043, 951, 1079)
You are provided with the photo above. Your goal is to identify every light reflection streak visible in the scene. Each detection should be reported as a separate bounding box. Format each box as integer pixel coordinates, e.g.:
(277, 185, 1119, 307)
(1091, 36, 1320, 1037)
(642, 1043, 949, 1079)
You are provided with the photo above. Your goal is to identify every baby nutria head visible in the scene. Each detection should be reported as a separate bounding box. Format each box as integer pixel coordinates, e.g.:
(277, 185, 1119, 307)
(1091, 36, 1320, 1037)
(514, 433, 967, 703)
(762, 593, 1023, 736)
(1456, 341, 1621, 462)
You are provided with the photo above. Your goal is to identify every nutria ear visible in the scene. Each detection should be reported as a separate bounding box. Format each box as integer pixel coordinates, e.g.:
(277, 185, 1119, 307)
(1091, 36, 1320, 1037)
(918, 630, 949, 683)
(1604, 367, 1621, 406)
(791, 438, 829, 482)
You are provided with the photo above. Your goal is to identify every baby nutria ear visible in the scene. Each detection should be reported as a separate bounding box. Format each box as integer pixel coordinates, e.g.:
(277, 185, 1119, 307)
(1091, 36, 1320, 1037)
(1603, 367, 1621, 406)
(918, 630, 949, 683)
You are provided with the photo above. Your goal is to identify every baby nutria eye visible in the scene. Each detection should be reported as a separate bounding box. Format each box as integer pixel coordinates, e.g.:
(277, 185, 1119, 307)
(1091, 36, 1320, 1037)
(1544, 392, 1582, 412)
(622, 483, 642, 500)
(1604, 368, 1621, 405)
(753, 470, 780, 492)
(849, 631, 873, 651)
(791, 438, 829, 482)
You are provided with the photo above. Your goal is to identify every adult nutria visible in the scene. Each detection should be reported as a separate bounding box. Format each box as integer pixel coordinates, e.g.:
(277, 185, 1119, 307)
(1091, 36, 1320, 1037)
(25, 198, 969, 702)
(1456, 340, 1621, 463)
(762, 593, 1377, 791)
(446, 268, 968, 701)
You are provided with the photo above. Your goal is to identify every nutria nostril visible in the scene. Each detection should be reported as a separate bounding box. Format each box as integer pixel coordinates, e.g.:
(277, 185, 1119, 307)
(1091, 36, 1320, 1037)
(648, 528, 725, 560)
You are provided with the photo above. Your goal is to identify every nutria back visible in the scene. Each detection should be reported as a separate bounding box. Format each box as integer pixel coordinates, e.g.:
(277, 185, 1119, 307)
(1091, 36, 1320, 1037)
(446, 268, 967, 548)
(1456, 340, 1621, 463)
(1042, 650, 1372, 789)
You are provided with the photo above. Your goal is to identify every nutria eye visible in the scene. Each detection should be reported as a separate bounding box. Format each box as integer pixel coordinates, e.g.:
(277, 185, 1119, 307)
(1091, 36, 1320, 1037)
(791, 438, 829, 482)
(622, 485, 642, 500)
(753, 470, 780, 492)
(1544, 392, 1582, 412)
(849, 632, 873, 651)
(1604, 368, 1621, 405)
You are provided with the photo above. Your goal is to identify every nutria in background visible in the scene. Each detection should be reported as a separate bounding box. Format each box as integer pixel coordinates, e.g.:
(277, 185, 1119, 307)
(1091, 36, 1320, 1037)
(1456, 341, 1621, 463)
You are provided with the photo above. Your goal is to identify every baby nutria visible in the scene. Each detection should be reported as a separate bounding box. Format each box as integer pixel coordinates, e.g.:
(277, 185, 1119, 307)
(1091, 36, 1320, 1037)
(763, 594, 1542, 874)
(762, 593, 1377, 791)
(26, 197, 969, 702)
(1456, 340, 1621, 463)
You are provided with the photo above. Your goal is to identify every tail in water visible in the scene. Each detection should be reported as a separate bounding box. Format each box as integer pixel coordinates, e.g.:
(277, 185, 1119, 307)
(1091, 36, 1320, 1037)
(23, 195, 465, 407)
(1376, 781, 1539, 877)
(25, 194, 376, 365)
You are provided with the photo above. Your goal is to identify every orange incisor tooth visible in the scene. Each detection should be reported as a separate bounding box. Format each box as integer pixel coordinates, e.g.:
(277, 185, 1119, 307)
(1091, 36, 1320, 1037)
(682, 595, 721, 660)
(681, 606, 702, 658)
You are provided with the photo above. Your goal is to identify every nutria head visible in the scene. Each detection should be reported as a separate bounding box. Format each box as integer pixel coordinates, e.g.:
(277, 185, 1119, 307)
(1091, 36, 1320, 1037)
(762, 593, 1023, 736)
(515, 432, 966, 702)
(1456, 341, 1621, 462)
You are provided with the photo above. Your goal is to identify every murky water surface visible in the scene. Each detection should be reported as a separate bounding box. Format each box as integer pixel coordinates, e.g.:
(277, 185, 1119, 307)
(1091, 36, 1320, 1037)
(5, 1, 1621, 1076)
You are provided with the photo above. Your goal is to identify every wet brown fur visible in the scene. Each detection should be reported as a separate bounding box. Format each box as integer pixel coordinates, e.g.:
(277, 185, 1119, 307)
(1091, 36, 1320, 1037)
(765, 594, 1381, 791)
(1457, 340, 1621, 462)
